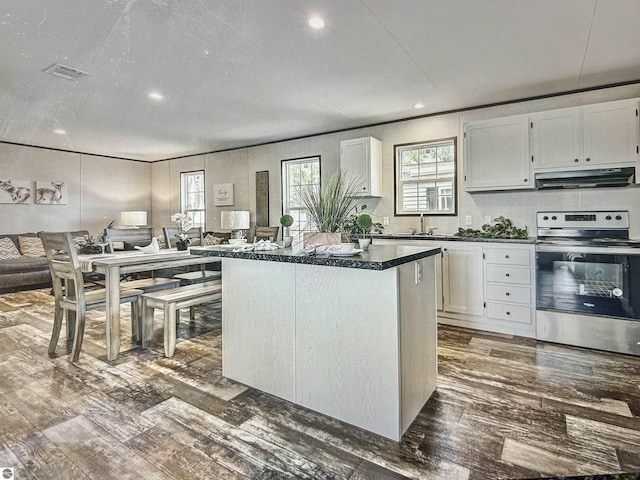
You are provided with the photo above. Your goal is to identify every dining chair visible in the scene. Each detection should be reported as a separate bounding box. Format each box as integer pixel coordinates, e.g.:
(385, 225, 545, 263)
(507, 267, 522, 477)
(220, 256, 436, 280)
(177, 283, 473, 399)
(162, 226, 204, 247)
(40, 232, 144, 362)
(253, 226, 279, 242)
(105, 227, 154, 252)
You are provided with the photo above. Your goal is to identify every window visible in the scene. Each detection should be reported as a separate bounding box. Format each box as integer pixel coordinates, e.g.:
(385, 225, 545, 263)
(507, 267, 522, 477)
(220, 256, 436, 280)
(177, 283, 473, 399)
(180, 170, 205, 229)
(281, 156, 320, 243)
(394, 137, 457, 216)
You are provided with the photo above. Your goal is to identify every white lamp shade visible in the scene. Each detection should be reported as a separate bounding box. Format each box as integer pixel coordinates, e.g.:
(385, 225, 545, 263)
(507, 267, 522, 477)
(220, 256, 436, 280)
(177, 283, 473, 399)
(221, 210, 250, 230)
(121, 211, 147, 227)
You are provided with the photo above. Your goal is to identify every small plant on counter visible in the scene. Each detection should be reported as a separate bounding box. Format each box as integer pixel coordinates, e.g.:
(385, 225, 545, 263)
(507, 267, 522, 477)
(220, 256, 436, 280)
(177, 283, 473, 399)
(279, 214, 294, 231)
(456, 216, 528, 239)
(341, 214, 384, 236)
(356, 213, 373, 238)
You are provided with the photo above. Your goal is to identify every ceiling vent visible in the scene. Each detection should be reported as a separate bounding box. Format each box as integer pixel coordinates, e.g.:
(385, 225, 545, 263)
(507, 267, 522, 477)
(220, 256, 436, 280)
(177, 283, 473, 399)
(43, 63, 89, 81)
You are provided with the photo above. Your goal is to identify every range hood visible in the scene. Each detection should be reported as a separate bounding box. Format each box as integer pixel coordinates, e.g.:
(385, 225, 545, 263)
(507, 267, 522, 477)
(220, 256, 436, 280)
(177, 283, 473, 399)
(535, 167, 635, 190)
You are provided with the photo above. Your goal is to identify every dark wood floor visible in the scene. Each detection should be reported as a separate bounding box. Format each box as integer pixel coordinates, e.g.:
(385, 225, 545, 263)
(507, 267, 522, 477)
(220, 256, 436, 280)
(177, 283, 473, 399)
(0, 289, 639, 479)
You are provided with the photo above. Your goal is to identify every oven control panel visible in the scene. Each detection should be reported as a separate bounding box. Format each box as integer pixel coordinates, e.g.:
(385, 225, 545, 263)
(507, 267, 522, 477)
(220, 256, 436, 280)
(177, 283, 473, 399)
(537, 210, 629, 229)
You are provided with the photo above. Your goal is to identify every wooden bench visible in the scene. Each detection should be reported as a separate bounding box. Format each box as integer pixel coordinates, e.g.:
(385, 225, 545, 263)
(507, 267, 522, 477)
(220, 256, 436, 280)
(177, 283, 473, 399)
(124, 277, 181, 341)
(141, 282, 222, 357)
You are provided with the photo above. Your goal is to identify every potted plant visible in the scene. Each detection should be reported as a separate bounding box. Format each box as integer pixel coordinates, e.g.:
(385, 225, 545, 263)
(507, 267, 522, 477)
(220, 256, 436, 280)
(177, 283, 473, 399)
(356, 213, 373, 250)
(171, 212, 193, 250)
(280, 214, 294, 248)
(298, 171, 362, 245)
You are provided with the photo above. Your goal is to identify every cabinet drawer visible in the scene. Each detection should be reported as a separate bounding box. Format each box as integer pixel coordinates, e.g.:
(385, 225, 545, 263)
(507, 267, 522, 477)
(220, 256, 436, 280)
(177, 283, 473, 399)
(485, 283, 531, 304)
(485, 302, 532, 324)
(486, 265, 531, 285)
(484, 248, 530, 266)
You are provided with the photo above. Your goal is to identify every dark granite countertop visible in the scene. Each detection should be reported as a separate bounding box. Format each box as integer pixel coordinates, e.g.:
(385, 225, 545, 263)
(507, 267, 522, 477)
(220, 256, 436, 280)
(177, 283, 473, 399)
(190, 244, 441, 271)
(367, 234, 536, 244)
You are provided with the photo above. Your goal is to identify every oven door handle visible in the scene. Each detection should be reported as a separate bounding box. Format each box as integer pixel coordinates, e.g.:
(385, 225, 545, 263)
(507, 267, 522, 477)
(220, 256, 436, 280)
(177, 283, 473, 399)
(536, 244, 639, 255)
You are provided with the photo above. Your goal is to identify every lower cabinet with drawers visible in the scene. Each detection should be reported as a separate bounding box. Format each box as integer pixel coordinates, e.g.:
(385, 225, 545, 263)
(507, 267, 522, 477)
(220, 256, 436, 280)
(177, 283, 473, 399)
(374, 238, 536, 337)
(481, 244, 535, 336)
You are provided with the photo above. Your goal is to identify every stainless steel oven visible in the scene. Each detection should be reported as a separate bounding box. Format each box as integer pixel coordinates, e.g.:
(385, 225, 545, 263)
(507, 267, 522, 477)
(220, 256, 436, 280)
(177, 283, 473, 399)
(535, 211, 640, 356)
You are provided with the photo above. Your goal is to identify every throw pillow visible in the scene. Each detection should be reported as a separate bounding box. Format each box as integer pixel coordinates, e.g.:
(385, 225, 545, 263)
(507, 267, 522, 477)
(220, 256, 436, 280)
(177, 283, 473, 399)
(18, 236, 46, 257)
(202, 234, 222, 246)
(0, 237, 21, 260)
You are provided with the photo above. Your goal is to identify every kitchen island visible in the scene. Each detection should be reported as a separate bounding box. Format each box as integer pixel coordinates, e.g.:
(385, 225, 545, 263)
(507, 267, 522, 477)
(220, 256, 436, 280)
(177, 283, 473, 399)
(190, 244, 440, 441)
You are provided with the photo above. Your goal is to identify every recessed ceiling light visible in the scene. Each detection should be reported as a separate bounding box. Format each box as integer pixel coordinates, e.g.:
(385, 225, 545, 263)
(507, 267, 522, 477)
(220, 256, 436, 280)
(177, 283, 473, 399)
(148, 91, 163, 100)
(54, 128, 66, 135)
(308, 16, 325, 29)
(414, 103, 425, 109)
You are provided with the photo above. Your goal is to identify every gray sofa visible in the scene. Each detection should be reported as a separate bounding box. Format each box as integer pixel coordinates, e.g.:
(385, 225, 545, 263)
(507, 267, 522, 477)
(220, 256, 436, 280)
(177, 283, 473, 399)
(0, 230, 89, 294)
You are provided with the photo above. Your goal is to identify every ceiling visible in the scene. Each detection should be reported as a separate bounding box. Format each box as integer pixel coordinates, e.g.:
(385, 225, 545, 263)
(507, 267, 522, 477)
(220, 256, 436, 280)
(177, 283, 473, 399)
(1, 0, 640, 162)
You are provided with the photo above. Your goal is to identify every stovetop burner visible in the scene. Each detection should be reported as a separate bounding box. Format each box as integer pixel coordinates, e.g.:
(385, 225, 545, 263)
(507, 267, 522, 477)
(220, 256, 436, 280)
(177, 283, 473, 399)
(536, 210, 636, 247)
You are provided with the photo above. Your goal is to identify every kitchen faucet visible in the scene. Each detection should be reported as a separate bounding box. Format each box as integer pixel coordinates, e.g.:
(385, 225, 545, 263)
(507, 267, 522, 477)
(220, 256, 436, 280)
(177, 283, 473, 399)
(419, 213, 426, 234)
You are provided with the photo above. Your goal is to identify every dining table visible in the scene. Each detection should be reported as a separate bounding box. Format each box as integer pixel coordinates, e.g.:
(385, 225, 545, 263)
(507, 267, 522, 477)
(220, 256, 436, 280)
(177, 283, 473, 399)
(79, 249, 221, 360)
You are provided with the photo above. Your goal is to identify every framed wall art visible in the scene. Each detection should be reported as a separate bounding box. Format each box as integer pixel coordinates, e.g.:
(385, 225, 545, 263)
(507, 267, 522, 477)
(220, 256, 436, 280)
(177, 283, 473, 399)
(35, 181, 67, 205)
(0, 179, 32, 204)
(213, 183, 234, 206)
(255, 170, 269, 227)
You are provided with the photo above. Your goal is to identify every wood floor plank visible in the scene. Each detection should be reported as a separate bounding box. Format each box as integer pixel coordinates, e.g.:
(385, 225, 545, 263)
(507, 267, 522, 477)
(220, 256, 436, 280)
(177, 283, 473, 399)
(500, 437, 613, 477)
(10, 431, 93, 480)
(42, 415, 171, 480)
(143, 396, 343, 479)
(126, 425, 245, 479)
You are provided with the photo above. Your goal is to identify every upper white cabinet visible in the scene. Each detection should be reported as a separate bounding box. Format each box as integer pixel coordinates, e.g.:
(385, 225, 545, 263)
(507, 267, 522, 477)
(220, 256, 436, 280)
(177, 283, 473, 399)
(340, 136, 382, 197)
(464, 115, 531, 192)
(530, 98, 640, 171)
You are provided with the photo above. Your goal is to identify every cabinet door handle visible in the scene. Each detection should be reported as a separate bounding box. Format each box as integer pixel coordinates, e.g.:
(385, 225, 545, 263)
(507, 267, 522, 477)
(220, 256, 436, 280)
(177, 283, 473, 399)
(574, 158, 580, 163)
(585, 157, 590, 162)
(505, 254, 510, 259)
(506, 311, 511, 315)
(523, 178, 528, 183)
(505, 273, 510, 277)
(505, 292, 510, 296)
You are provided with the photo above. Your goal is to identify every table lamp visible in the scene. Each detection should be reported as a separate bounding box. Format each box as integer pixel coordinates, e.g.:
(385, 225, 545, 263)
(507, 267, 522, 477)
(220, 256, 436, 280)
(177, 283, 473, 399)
(120, 211, 147, 229)
(221, 210, 250, 239)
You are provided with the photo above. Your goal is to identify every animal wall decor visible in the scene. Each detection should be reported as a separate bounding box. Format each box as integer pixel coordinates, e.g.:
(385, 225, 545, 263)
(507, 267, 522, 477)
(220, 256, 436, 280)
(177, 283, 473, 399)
(36, 181, 67, 205)
(0, 179, 32, 204)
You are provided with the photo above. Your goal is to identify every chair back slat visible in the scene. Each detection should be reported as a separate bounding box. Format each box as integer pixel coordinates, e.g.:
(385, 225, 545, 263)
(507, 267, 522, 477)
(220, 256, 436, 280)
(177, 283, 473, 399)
(105, 227, 153, 252)
(163, 226, 203, 248)
(40, 232, 86, 303)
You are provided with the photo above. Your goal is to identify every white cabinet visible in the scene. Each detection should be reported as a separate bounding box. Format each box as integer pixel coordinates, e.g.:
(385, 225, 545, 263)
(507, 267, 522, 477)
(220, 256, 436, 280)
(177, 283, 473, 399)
(374, 239, 536, 337)
(340, 136, 382, 197)
(441, 242, 484, 316)
(483, 244, 535, 336)
(464, 115, 531, 192)
(530, 98, 639, 171)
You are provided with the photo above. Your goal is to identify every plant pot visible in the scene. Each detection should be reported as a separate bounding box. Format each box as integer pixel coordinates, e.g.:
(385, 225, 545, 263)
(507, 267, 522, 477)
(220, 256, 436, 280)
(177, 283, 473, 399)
(358, 238, 371, 251)
(283, 235, 293, 248)
(176, 240, 189, 251)
(303, 232, 342, 246)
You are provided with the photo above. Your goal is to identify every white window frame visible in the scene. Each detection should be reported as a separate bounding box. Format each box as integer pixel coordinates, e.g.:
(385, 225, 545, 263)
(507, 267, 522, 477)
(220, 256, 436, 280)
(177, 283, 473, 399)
(281, 155, 321, 244)
(180, 170, 205, 229)
(394, 137, 457, 216)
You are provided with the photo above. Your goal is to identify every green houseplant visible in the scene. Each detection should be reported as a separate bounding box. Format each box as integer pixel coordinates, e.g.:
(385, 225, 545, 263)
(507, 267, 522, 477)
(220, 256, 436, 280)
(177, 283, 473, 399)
(356, 213, 373, 250)
(298, 171, 362, 245)
(280, 214, 294, 247)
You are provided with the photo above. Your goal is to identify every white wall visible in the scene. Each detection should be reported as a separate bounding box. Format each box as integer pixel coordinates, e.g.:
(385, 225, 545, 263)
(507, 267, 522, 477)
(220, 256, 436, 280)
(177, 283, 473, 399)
(0, 143, 151, 237)
(4, 83, 639, 239)
(154, 83, 640, 238)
